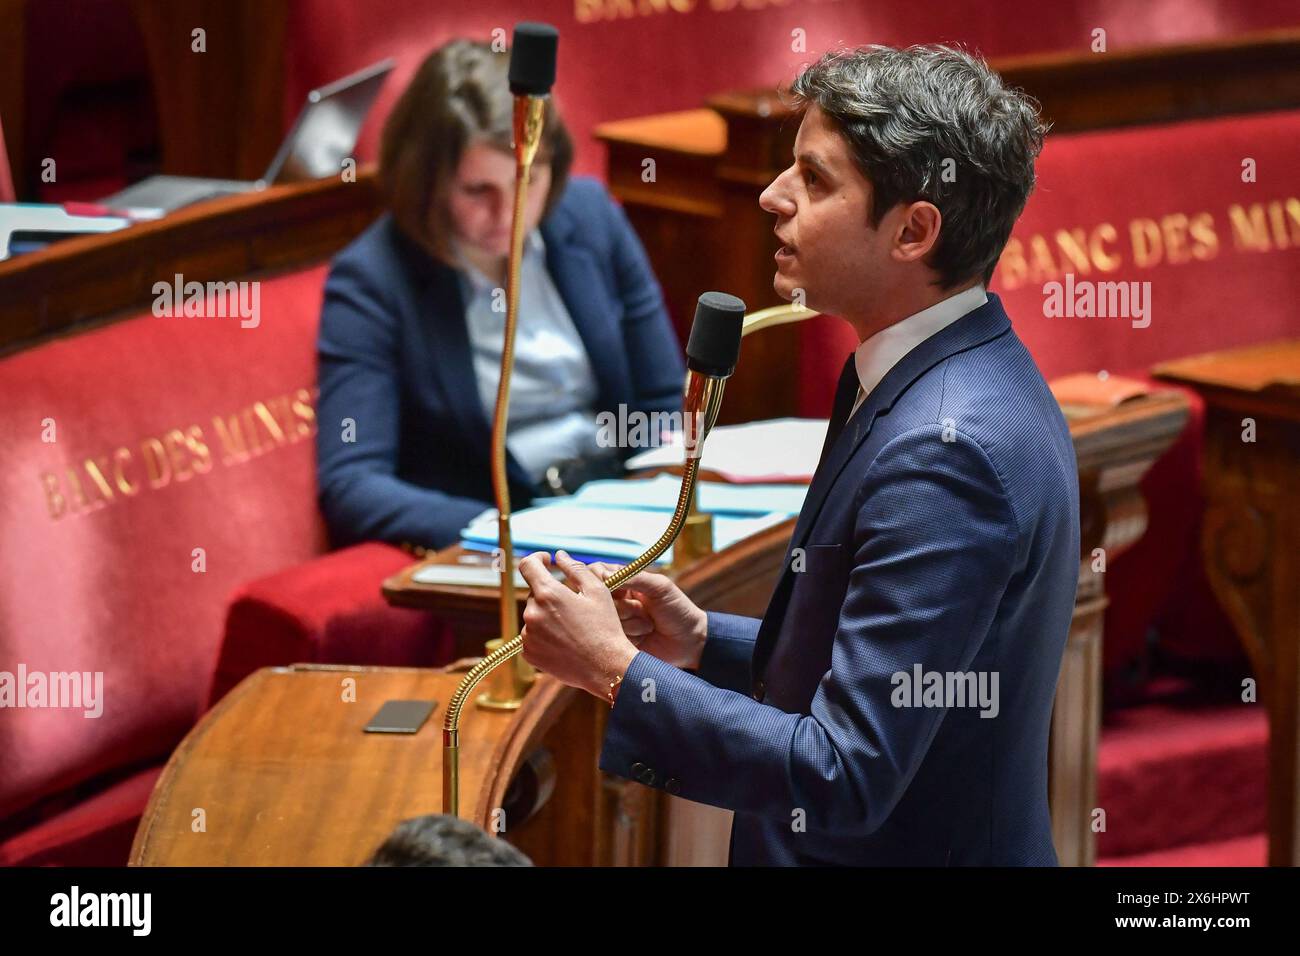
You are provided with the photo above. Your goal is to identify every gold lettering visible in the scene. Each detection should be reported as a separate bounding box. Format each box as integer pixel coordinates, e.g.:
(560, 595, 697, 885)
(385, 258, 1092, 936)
(1266, 200, 1290, 250)
(1027, 235, 1058, 283)
(141, 437, 172, 489)
(65, 466, 92, 511)
(1054, 228, 1092, 275)
(242, 407, 266, 456)
(164, 429, 194, 482)
(188, 425, 213, 475)
(1286, 198, 1300, 246)
(252, 401, 288, 449)
(212, 414, 249, 465)
(41, 472, 66, 519)
(83, 458, 116, 503)
(1228, 203, 1271, 252)
(113, 447, 140, 495)
(1091, 223, 1121, 271)
(1130, 218, 1162, 268)
(1161, 213, 1191, 265)
(291, 388, 317, 437)
(1189, 212, 1218, 262)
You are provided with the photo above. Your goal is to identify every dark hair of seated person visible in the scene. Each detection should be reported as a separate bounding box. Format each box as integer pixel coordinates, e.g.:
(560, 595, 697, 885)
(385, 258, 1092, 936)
(364, 814, 533, 867)
(379, 37, 574, 265)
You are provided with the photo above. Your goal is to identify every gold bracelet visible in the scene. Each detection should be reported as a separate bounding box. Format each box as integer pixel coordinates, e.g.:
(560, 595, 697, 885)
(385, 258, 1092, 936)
(606, 673, 623, 708)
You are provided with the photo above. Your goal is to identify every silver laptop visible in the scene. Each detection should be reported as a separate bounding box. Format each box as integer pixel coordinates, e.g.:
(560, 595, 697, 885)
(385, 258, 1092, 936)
(101, 58, 394, 212)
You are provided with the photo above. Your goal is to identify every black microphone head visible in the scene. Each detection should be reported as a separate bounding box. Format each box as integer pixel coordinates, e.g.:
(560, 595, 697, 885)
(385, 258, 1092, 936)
(686, 291, 746, 377)
(508, 22, 559, 95)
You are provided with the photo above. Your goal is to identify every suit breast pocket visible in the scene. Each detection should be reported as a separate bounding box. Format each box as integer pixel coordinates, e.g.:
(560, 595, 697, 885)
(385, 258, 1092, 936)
(789, 541, 846, 580)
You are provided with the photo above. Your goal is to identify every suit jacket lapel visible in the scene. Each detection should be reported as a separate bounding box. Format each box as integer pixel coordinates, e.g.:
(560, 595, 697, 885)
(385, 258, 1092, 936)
(751, 295, 1014, 681)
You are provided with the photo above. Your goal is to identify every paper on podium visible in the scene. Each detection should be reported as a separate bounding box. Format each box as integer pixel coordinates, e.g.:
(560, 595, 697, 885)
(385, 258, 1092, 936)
(624, 418, 828, 483)
(459, 503, 790, 564)
(410, 564, 529, 588)
(569, 473, 807, 515)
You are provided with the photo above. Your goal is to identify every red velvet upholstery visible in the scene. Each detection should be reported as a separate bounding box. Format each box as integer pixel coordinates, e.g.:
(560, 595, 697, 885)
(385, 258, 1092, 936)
(0, 266, 331, 860)
(283, 0, 1300, 179)
(0, 765, 162, 867)
(1097, 678, 1267, 859)
(1099, 833, 1266, 867)
(206, 543, 456, 708)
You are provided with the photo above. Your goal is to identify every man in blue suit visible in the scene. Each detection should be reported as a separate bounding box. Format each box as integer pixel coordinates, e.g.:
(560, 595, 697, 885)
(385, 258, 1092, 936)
(518, 45, 1080, 865)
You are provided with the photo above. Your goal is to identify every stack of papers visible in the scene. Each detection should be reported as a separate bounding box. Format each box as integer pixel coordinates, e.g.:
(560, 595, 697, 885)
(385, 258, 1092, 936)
(460, 503, 791, 565)
(566, 473, 807, 515)
(625, 417, 828, 482)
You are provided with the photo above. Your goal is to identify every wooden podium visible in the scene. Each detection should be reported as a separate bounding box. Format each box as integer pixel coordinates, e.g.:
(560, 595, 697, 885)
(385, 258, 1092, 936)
(130, 663, 625, 866)
(128, 396, 1186, 867)
(380, 389, 1189, 867)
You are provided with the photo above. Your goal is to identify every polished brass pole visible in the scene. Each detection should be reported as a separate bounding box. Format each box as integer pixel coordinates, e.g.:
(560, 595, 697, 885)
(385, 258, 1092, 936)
(440, 94, 549, 819)
(442, 301, 804, 815)
(477, 94, 547, 714)
(443, 376, 724, 817)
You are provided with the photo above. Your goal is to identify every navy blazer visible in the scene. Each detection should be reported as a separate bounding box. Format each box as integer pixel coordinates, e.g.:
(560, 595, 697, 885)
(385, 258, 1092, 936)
(316, 177, 686, 550)
(600, 294, 1081, 865)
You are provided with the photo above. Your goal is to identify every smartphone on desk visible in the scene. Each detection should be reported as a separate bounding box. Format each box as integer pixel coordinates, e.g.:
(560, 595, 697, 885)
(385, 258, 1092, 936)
(363, 699, 437, 734)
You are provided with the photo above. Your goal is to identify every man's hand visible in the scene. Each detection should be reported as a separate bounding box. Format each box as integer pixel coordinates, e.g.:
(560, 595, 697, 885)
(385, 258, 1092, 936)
(518, 550, 639, 700)
(588, 562, 708, 671)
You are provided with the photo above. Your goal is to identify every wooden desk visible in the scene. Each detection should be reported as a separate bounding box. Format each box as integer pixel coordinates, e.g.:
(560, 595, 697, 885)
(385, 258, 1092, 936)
(130, 663, 646, 866)
(1155, 339, 1300, 867)
(0, 167, 381, 355)
(384, 391, 1189, 866)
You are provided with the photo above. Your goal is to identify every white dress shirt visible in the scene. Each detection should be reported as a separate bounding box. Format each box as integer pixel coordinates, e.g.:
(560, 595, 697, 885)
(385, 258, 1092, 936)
(847, 283, 989, 420)
(455, 230, 604, 484)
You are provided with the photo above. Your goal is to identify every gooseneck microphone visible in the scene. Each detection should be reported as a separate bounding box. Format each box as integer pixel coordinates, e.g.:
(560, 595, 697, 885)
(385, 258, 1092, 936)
(508, 22, 558, 96)
(442, 292, 746, 818)
(480, 22, 561, 717)
(683, 291, 746, 459)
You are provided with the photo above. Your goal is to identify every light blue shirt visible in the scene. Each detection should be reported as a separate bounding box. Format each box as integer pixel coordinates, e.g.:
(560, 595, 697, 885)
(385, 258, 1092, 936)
(455, 230, 604, 485)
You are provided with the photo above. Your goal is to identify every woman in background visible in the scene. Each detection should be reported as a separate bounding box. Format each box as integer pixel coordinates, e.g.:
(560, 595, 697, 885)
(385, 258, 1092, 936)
(317, 39, 685, 551)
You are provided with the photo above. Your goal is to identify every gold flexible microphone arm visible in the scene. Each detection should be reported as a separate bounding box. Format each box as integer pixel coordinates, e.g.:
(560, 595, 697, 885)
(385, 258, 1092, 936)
(442, 290, 749, 818)
(442, 385, 718, 817)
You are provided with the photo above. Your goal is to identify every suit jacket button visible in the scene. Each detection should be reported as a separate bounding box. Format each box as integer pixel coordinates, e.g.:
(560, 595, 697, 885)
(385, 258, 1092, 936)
(638, 767, 656, 786)
(665, 777, 681, 795)
(631, 761, 647, 777)
(752, 679, 765, 701)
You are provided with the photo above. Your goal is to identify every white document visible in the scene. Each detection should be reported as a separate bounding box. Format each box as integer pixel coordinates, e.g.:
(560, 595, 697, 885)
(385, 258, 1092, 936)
(460, 504, 790, 564)
(625, 417, 828, 483)
(569, 473, 807, 516)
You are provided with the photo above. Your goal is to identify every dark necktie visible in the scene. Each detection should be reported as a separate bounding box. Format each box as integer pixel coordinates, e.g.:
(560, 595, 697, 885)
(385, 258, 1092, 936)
(815, 352, 863, 471)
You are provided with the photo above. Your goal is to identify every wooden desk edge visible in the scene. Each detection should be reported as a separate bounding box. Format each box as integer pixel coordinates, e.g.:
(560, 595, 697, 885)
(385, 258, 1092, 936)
(130, 662, 533, 867)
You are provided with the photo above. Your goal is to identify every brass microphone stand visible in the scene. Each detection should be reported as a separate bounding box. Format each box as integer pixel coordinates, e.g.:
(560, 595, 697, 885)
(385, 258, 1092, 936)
(442, 299, 811, 816)
(474, 93, 549, 715)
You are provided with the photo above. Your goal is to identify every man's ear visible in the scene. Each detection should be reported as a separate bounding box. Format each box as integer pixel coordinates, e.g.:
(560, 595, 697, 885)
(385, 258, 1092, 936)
(891, 201, 943, 264)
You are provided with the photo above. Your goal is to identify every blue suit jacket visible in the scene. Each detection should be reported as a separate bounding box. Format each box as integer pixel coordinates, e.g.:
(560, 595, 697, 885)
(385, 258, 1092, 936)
(600, 294, 1080, 865)
(316, 177, 686, 550)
